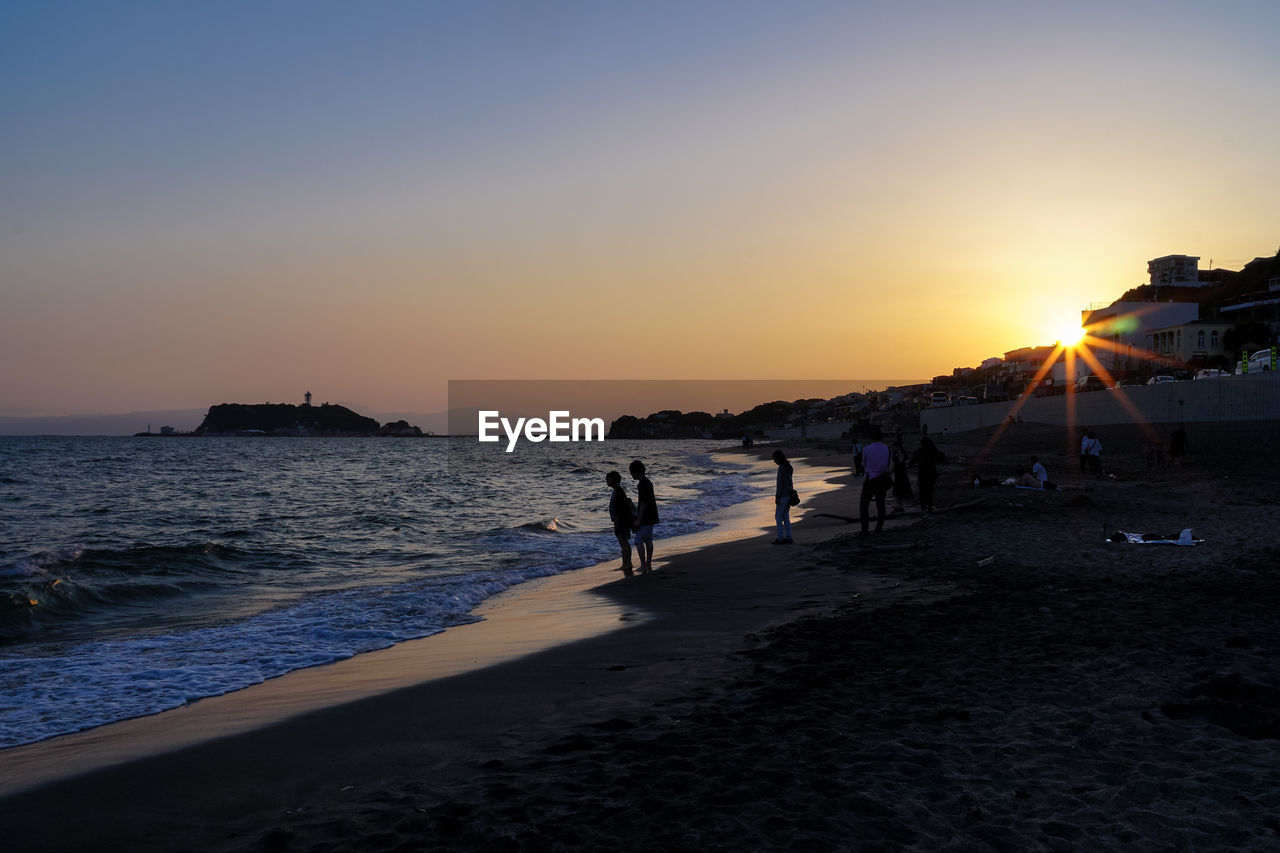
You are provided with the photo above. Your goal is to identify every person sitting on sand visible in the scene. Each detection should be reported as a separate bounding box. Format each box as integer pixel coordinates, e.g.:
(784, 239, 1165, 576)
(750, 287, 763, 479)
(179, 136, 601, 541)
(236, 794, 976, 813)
(859, 426, 893, 535)
(605, 471, 635, 577)
(1030, 456, 1047, 487)
(772, 450, 795, 545)
(629, 459, 659, 573)
(1014, 468, 1042, 488)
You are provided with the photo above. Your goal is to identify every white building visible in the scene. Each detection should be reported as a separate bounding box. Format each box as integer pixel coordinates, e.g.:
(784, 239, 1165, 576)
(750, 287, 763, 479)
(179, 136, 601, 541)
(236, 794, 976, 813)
(1147, 254, 1208, 287)
(1144, 320, 1233, 368)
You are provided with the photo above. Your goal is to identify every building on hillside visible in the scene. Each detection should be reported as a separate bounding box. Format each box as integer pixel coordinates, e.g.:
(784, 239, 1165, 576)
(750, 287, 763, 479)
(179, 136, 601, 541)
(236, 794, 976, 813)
(1002, 346, 1058, 377)
(1218, 277, 1280, 332)
(1144, 320, 1233, 369)
(1081, 301, 1199, 372)
(1147, 255, 1210, 287)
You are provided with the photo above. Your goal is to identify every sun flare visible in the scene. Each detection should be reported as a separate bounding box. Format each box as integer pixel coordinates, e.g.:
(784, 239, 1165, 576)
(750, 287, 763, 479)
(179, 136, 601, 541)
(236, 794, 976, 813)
(1055, 323, 1086, 348)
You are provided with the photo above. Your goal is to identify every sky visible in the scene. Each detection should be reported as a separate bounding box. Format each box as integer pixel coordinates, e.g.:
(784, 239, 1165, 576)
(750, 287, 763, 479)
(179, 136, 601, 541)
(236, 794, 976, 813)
(3, 0, 1279, 418)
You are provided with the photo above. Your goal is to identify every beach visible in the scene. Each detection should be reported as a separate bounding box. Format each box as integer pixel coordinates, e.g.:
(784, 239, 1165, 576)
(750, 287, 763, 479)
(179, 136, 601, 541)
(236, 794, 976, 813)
(3, 421, 1280, 851)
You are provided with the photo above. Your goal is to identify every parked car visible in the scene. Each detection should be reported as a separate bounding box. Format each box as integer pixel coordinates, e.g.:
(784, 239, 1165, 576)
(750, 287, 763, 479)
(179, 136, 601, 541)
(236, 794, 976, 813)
(1147, 375, 1176, 385)
(1074, 374, 1109, 393)
(1234, 349, 1276, 374)
(1194, 368, 1230, 380)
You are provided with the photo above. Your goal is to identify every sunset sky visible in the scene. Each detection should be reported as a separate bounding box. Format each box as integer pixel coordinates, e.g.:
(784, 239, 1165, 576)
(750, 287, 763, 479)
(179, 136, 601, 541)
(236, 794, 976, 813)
(3, 1, 1278, 418)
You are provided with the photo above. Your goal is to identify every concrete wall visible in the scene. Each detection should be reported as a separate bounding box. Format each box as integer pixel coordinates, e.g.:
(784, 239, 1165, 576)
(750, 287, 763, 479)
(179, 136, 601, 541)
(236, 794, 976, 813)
(763, 421, 856, 440)
(920, 373, 1280, 434)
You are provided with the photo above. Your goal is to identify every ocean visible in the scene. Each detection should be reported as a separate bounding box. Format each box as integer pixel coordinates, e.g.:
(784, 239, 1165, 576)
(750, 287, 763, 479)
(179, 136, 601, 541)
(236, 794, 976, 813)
(0, 436, 761, 749)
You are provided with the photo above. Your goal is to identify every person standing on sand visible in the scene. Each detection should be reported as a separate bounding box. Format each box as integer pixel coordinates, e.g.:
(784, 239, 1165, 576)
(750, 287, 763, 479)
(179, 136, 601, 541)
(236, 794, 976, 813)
(859, 426, 893, 535)
(890, 437, 912, 514)
(851, 437, 864, 476)
(772, 450, 795, 545)
(604, 471, 635, 577)
(629, 460, 659, 573)
(1083, 431, 1102, 477)
(911, 435, 942, 515)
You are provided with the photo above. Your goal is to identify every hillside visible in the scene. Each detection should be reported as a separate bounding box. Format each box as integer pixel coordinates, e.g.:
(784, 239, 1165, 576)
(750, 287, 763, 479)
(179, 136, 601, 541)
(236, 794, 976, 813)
(1115, 250, 1280, 318)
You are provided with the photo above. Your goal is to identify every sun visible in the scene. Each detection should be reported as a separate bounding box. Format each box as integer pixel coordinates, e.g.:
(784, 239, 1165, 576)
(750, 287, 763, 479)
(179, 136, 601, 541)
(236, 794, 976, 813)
(1054, 322, 1086, 348)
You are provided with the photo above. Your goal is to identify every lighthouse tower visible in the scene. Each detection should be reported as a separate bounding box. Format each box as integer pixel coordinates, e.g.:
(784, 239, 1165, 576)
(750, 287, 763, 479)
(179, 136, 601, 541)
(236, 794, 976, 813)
(304, 391, 312, 407)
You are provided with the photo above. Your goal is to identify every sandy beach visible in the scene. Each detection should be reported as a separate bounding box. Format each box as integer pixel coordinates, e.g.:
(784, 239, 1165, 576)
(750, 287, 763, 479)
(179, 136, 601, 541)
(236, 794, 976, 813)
(3, 420, 1280, 851)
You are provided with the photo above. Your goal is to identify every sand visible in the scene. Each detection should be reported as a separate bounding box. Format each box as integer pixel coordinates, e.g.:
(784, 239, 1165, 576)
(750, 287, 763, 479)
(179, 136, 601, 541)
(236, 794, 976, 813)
(3, 420, 1280, 851)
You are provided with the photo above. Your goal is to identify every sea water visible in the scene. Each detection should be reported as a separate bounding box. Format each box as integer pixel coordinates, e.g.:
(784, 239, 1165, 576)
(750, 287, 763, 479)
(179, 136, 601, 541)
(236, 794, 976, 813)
(0, 436, 761, 748)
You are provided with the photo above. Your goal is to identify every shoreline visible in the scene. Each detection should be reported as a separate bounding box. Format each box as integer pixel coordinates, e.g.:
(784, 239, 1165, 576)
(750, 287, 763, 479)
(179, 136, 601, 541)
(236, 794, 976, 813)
(0, 446, 853, 798)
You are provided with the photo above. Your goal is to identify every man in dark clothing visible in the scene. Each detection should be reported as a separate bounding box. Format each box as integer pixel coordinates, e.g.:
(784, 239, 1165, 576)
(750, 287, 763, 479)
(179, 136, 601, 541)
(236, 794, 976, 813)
(859, 426, 893, 534)
(912, 435, 943, 514)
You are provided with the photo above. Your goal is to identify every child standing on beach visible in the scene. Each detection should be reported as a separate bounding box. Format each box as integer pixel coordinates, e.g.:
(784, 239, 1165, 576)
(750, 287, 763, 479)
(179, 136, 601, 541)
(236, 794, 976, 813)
(605, 471, 635, 577)
(629, 460, 660, 573)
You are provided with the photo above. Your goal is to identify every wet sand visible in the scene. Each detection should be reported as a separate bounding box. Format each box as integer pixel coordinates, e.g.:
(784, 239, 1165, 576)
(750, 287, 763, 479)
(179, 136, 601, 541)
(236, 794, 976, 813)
(3, 422, 1280, 851)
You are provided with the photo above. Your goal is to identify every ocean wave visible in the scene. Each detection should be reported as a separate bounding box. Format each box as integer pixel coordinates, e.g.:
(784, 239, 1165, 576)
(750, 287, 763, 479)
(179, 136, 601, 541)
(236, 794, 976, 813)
(0, 547, 85, 578)
(0, 542, 286, 644)
(515, 518, 561, 534)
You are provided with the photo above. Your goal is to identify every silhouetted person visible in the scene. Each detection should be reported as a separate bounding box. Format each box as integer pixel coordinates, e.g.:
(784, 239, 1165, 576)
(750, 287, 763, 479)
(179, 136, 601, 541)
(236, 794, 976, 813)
(772, 450, 794, 545)
(912, 435, 943, 514)
(604, 471, 634, 577)
(859, 426, 892, 534)
(1083, 431, 1102, 478)
(629, 460, 659, 573)
(1030, 455, 1047, 487)
(890, 437, 912, 513)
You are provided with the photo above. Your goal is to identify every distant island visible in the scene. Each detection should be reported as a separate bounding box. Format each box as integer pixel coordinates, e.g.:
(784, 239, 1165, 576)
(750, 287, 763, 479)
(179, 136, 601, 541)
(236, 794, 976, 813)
(138, 400, 428, 437)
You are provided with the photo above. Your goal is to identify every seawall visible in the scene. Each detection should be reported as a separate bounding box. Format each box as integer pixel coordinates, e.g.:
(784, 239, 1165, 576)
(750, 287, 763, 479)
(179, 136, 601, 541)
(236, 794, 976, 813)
(921, 374, 1280, 435)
